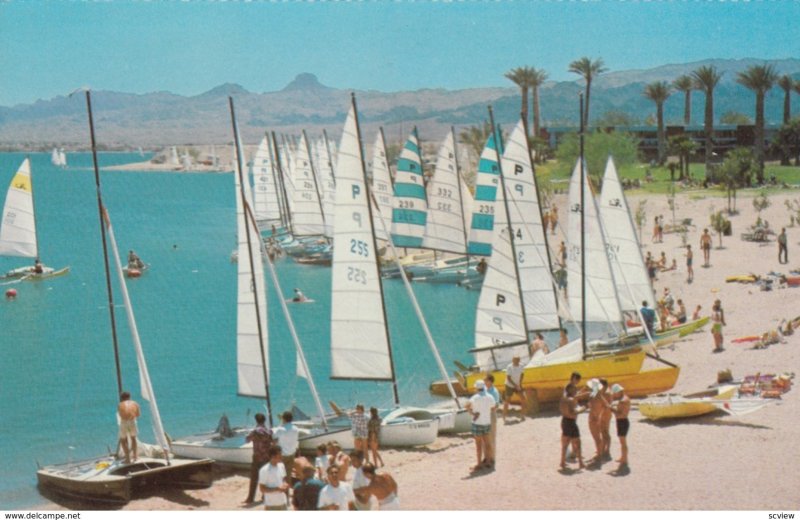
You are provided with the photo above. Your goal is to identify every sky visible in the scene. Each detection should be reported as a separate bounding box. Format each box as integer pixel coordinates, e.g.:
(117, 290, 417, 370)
(1, 0, 799, 107)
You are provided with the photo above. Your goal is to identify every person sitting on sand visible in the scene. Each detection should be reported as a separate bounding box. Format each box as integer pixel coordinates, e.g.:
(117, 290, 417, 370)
(361, 463, 400, 510)
(559, 383, 586, 470)
(117, 391, 141, 464)
(292, 288, 308, 303)
(607, 384, 631, 470)
(657, 251, 667, 269)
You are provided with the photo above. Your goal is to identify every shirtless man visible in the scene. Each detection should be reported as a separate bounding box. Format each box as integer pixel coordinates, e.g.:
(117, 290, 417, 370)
(559, 328, 569, 348)
(608, 384, 631, 470)
(598, 379, 613, 461)
(586, 379, 605, 463)
(528, 332, 549, 359)
(700, 229, 712, 267)
(117, 391, 141, 464)
(559, 384, 586, 470)
(360, 463, 400, 510)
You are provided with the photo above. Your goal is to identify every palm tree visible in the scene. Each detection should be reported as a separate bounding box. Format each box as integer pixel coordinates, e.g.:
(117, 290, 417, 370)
(673, 75, 694, 125)
(529, 68, 549, 138)
(643, 81, 672, 164)
(737, 64, 779, 184)
(459, 122, 494, 160)
(505, 67, 535, 130)
(691, 65, 723, 174)
(569, 57, 608, 128)
(778, 75, 794, 124)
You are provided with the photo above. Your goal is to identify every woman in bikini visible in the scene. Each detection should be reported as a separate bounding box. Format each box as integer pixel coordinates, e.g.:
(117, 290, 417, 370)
(711, 299, 726, 352)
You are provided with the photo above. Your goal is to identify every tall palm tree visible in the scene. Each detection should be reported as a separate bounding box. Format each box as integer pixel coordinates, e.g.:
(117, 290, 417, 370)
(737, 64, 779, 183)
(673, 74, 694, 125)
(569, 57, 608, 128)
(643, 81, 672, 164)
(505, 67, 535, 130)
(778, 75, 794, 124)
(691, 65, 723, 174)
(529, 68, 549, 138)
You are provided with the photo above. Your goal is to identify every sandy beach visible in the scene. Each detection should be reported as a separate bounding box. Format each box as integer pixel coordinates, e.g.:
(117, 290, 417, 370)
(44, 190, 799, 511)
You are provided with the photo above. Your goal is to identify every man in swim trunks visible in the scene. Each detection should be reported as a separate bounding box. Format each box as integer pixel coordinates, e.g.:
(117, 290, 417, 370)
(700, 228, 712, 266)
(609, 384, 631, 470)
(360, 463, 400, 510)
(117, 391, 141, 464)
(685, 245, 694, 283)
(559, 383, 586, 470)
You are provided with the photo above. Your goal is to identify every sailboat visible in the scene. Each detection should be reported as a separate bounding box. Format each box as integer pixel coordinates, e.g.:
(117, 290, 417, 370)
(36, 91, 212, 505)
(50, 148, 67, 168)
(1, 158, 70, 280)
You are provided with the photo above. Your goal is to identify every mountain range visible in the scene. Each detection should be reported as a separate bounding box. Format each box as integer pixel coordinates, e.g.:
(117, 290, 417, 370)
(2, 58, 799, 149)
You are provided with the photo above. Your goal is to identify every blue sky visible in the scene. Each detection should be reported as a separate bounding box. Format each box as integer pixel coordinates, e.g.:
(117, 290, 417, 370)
(1, 0, 798, 106)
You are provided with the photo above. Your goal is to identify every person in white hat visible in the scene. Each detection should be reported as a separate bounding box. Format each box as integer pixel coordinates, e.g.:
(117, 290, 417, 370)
(466, 379, 496, 471)
(608, 384, 631, 470)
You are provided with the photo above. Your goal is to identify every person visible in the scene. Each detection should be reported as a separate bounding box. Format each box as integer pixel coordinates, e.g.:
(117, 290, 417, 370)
(646, 253, 658, 283)
(350, 404, 368, 454)
(317, 465, 355, 510)
(598, 379, 613, 462)
(559, 328, 569, 347)
(503, 356, 526, 421)
(273, 411, 299, 483)
(711, 299, 726, 353)
(550, 206, 558, 235)
(258, 446, 290, 510)
(542, 208, 551, 234)
(367, 407, 383, 467)
(529, 332, 550, 358)
(657, 215, 664, 242)
(314, 444, 329, 482)
(640, 301, 656, 336)
(701, 228, 712, 266)
(361, 463, 400, 510)
(466, 380, 495, 471)
(652, 216, 660, 243)
(117, 391, 141, 464)
(349, 450, 372, 510)
(778, 228, 788, 264)
(33, 257, 43, 274)
(662, 287, 675, 312)
(685, 245, 694, 283)
(127, 250, 144, 270)
(692, 304, 702, 321)
(608, 384, 631, 470)
(327, 441, 350, 480)
(558, 240, 567, 267)
(559, 383, 586, 470)
(675, 299, 687, 324)
(292, 465, 324, 511)
(484, 374, 500, 462)
(658, 251, 667, 269)
(476, 257, 488, 276)
(244, 413, 273, 504)
(292, 288, 307, 303)
(586, 379, 609, 464)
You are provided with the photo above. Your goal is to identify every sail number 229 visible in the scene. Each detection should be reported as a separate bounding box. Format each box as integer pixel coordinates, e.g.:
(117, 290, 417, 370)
(347, 266, 368, 285)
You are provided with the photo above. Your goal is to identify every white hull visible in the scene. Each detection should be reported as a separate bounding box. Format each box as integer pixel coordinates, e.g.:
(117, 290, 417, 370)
(170, 429, 252, 467)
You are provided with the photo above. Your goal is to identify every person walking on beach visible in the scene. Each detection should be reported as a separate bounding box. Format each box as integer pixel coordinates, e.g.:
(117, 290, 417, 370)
(778, 228, 788, 264)
(317, 466, 355, 510)
(466, 380, 496, 471)
(273, 411, 299, 482)
(361, 463, 400, 510)
(711, 299, 726, 353)
(117, 391, 140, 464)
(685, 245, 694, 283)
(701, 229, 712, 266)
(608, 384, 631, 471)
(244, 412, 273, 504)
(367, 407, 383, 467)
(350, 404, 368, 454)
(292, 466, 324, 510)
(559, 383, 586, 470)
(503, 356, 526, 421)
(258, 446, 290, 510)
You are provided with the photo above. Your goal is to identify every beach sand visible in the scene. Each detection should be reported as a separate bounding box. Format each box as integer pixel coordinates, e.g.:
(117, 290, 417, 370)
(45, 191, 799, 511)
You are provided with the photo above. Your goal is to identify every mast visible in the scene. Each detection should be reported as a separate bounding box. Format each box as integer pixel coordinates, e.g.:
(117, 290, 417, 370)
(272, 131, 293, 236)
(26, 158, 42, 262)
(85, 90, 123, 396)
(230, 97, 273, 426)
(302, 129, 328, 238)
(579, 94, 587, 355)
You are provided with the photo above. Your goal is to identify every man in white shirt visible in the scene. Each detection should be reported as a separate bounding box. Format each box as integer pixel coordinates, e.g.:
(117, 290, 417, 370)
(258, 446, 289, 510)
(466, 380, 496, 471)
(273, 411, 299, 482)
(503, 356, 526, 421)
(318, 465, 355, 510)
(349, 450, 372, 510)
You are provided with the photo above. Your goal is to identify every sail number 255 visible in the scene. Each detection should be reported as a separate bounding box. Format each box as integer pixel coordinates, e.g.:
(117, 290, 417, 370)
(350, 239, 369, 257)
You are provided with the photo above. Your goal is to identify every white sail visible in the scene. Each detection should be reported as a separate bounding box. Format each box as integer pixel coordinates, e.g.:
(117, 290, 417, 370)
(370, 131, 393, 242)
(599, 157, 656, 315)
(467, 133, 501, 255)
(0, 158, 37, 258)
(58, 149, 67, 168)
(181, 149, 192, 171)
(291, 133, 326, 236)
(316, 137, 337, 239)
(252, 135, 282, 224)
(330, 106, 392, 380)
(51, 149, 60, 166)
(169, 146, 180, 167)
(566, 159, 624, 329)
(234, 140, 270, 397)
(422, 130, 469, 253)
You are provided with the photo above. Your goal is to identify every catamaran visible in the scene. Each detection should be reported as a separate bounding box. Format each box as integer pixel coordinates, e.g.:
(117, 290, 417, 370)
(0, 158, 69, 280)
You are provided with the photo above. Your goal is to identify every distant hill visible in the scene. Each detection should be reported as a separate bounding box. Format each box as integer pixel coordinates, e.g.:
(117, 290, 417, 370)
(2, 59, 799, 149)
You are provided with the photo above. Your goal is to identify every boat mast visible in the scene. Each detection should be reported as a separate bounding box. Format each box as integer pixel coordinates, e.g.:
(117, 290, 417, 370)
(579, 94, 587, 356)
(302, 129, 328, 239)
(25, 157, 42, 263)
(85, 90, 124, 396)
(271, 131, 294, 236)
(230, 97, 273, 426)
(352, 94, 400, 406)
(488, 107, 531, 339)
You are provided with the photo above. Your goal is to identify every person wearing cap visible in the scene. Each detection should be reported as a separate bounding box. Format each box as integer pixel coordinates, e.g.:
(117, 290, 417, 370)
(502, 356, 526, 422)
(607, 384, 631, 470)
(559, 383, 586, 470)
(466, 379, 496, 471)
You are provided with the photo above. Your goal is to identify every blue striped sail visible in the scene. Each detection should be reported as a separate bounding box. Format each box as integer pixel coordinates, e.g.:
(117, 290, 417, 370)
(467, 133, 502, 255)
(391, 128, 428, 247)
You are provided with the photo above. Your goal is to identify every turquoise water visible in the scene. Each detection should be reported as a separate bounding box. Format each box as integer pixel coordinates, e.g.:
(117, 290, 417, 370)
(0, 152, 479, 509)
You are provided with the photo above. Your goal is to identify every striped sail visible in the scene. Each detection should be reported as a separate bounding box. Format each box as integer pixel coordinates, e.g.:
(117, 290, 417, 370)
(291, 133, 326, 236)
(566, 159, 624, 329)
(252, 135, 282, 224)
(0, 158, 37, 258)
(370, 130, 393, 242)
(391, 129, 427, 247)
(330, 105, 392, 380)
(316, 137, 337, 239)
(599, 157, 656, 316)
(234, 139, 270, 397)
(467, 133, 501, 255)
(422, 130, 469, 253)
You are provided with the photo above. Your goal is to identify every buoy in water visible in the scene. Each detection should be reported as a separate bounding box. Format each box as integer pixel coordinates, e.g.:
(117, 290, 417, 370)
(5, 288, 18, 299)
(127, 268, 141, 278)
